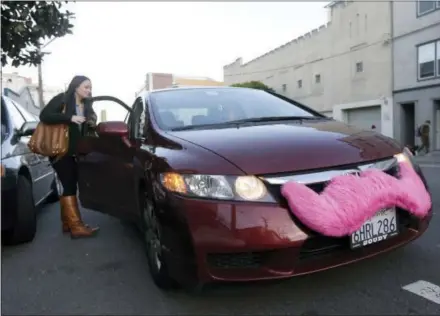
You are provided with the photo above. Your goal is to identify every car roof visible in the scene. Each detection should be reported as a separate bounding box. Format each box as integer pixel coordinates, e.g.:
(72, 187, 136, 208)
(138, 86, 252, 99)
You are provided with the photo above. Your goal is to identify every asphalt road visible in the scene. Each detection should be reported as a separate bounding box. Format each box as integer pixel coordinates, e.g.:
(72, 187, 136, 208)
(2, 165, 440, 316)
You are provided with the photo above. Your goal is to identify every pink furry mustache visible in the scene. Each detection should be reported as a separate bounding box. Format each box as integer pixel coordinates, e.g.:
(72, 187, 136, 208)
(281, 162, 432, 237)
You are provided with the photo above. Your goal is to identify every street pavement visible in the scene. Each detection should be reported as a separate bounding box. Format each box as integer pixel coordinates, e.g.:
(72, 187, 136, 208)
(414, 150, 440, 168)
(2, 165, 440, 316)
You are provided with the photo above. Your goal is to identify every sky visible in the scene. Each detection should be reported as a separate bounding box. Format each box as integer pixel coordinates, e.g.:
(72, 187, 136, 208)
(3, 1, 329, 120)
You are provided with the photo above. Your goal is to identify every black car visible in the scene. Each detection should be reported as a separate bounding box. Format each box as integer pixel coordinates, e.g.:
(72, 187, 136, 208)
(1, 95, 59, 245)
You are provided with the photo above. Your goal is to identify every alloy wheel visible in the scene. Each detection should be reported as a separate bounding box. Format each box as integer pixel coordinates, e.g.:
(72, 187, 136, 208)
(143, 197, 162, 271)
(54, 172, 62, 196)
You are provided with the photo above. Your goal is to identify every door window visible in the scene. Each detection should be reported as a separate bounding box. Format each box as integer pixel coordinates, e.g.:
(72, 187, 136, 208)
(93, 101, 130, 125)
(86, 96, 132, 138)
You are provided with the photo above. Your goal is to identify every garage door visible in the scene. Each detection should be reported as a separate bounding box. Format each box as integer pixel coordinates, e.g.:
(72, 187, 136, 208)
(345, 106, 381, 133)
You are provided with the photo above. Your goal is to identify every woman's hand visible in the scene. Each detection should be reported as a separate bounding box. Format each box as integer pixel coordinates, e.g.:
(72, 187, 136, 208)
(71, 115, 86, 125)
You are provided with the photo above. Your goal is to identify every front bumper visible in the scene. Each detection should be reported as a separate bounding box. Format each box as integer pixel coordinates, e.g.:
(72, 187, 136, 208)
(164, 195, 432, 284)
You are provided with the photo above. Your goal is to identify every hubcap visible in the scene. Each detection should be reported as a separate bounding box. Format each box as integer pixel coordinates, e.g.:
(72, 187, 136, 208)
(143, 198, 162, 270)
(54, 173, 62, 196)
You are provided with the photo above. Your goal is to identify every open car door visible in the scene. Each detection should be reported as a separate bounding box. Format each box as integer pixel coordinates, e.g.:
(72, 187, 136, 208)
(76, 95, 139, 220)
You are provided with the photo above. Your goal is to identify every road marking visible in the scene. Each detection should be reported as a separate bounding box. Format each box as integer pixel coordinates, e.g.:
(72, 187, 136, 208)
(402, 280, 440, 305)
(419, 164, 440, 168)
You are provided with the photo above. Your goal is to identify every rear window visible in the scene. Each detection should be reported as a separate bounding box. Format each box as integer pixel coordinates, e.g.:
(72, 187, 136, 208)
(150, 88, 316, 130)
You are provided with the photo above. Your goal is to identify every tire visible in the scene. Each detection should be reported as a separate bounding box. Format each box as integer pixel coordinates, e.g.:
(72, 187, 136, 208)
(3, 175, 37, 245)
(141, 195, 178, 290)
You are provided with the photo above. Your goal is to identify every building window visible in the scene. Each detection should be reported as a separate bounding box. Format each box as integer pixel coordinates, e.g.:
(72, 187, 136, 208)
(297, 80, 302, 88)
(437, 40, 440, 76)
(315, 74, 321, 84)
(437, 1, 440, 8)
(356, 62, 363, 73)
(417, 1, 436, 16)
(282, 84, 287, 93)
(418, 41, 437, 79)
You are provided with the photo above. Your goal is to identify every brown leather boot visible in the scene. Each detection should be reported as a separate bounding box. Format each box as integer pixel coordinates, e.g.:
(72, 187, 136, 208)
(60, 197, 69, 233)
(60, 196, 90, 233)
(62, 195, 99, 239)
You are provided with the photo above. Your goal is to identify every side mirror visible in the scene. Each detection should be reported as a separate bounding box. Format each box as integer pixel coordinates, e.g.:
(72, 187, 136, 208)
(17, 121, 38, 137)
(96, 121, 129, 138)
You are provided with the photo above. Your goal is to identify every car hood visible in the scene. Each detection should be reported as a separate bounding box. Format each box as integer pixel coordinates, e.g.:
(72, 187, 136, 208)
(167, 120, 402, 175)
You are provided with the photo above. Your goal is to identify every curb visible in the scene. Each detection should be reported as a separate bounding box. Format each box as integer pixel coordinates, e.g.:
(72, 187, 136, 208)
(418, 164, 440, 168)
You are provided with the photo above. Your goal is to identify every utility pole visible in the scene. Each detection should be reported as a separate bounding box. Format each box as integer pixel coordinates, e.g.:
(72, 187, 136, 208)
(37, 37, 56, 110)
(37, 45, 45, 109)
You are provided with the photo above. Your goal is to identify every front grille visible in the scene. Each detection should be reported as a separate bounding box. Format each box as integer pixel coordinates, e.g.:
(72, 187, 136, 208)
(261, 160, 413, 263)
(264, 159, 401, 224)
(266, 159, 400, 198)
(207, 251, 266, 269)
(298, 235, 349, 260)
(260, 158, 399, 199)
(384, 164, 399, 177)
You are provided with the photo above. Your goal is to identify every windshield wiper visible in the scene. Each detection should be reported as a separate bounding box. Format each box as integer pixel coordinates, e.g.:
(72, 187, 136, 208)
(226, 116, 324, 125)
(169, 116, 326, 132)
(170, 123, 229, 131)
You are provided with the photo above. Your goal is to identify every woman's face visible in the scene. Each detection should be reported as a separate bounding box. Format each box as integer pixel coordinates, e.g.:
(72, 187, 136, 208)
(75, 80, 92, 99)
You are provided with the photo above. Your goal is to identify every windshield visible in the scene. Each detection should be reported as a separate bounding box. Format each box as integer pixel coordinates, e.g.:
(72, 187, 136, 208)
(150, 88, 318, 131)
(10, 99, 38, 122)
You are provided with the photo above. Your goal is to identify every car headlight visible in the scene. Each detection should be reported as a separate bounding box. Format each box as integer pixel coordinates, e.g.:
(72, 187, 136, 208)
(363, 148, 415, 172)
(160, 173, 274, 202)
(394, 147, 416, 168)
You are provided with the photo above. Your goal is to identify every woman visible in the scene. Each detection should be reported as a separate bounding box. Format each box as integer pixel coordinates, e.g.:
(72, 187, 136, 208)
(40, 75, 99, 239)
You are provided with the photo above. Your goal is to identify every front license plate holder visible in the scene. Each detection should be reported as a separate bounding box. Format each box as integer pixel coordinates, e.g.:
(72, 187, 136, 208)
(350, 207, 399, 250)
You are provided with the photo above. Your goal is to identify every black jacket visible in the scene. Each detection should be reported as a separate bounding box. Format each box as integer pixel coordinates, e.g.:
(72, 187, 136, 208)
(40, 93, 97, 156)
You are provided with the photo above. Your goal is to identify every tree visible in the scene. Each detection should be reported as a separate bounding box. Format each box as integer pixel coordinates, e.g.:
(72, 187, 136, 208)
(1, 1, 75, 67)
(230, 81, 276, 93)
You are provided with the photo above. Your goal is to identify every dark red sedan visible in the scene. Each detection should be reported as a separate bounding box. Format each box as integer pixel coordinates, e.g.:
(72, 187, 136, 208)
(77, 87, 432, 291)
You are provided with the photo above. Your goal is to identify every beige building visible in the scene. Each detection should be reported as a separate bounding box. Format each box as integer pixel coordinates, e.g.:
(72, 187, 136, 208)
(223, 1, 394, 138)
(136, 72, 223, 95)
(2, 72, 64, 115)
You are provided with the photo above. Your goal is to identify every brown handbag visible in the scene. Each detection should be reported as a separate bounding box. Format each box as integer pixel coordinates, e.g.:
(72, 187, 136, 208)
(28, 105, 69, 158)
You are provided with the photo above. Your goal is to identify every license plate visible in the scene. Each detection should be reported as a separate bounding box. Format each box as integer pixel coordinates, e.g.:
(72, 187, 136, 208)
(350, 208, 399, 249)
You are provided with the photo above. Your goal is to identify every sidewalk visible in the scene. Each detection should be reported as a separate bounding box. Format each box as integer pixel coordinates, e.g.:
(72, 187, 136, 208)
(414, 150, 440, 166)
